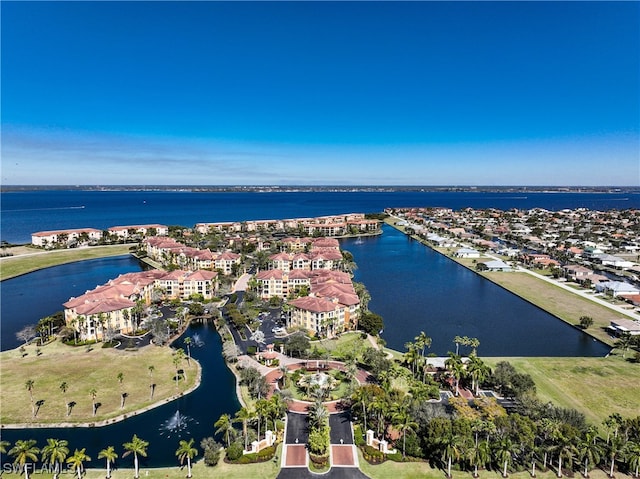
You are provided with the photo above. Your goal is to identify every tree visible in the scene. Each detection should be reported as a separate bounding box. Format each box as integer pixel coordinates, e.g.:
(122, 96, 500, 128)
(1, 440, 11, 467)
(445, 352, 465, 396)
(9, 440, 40, 479)
(578, 433, 602, 478)
(59, 382, 70, 416)
(97, 446, 118, 479)
(25, 379, 35, 417)
(285, 332, 310, 358)
(66, 448, 91, 479)
(175, 439, 198, 478)
(392, 406, 418, 458)
(234, 407, 255, 452)
(214, 413, 234, 447)
(415, 330, 432, 358)
(625, 440, 640, 478)
(494, 436, 516, 478)
(183, 337, 192, 365)
(615, 333, 633, 359)
(16, 325, 37, 345)
(123, 434, 149, 479)
(89, 388, 98, 416)
(555, 434, 578, 478)
(148, 365, 155, 400)
(41, 439, 69, 479)
(579, 316, 594, 329)
(117, 372, 126, 409)
(199, 438, 222, 467)
(441, 433, 463, 478)
(358, 311, 384, 336)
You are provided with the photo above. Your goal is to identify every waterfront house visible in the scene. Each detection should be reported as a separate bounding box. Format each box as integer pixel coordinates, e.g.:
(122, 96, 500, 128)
(455, 247, 481, 258)
(609, 318, 640, 336)
(480, 259, 513, 272)
(108, 224, 168, 239)
(31, 228, 103, 247)
(595, 281, 640, 297)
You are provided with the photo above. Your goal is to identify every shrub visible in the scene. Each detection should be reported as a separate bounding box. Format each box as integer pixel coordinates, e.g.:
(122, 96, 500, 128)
(362, 445, 385, 463)
(226, 442, 244, 461)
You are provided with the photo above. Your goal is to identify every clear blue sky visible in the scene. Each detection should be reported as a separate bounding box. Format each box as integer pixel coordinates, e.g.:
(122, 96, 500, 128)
(2, 1, 638, 186)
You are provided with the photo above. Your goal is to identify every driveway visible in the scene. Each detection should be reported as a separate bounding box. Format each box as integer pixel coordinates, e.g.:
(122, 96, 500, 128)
(277, 468, 370, 479)
(285, 412, 309, 444)
(329, 412, 354, 445)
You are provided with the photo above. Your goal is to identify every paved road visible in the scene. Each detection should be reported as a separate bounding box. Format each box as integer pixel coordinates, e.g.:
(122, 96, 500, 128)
(277, 468, 370, 479)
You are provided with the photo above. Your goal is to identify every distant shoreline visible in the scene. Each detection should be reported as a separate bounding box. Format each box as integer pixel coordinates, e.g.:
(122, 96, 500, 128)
(3, 184, 639, 194)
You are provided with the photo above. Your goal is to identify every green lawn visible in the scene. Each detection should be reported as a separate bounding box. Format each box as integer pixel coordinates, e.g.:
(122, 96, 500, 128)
(0, 245, 134, 281)
(0, 340, 200, 425)
(484, 356, 640, 425)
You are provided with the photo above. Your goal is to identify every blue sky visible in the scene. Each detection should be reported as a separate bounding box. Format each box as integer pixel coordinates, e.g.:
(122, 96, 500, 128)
(2, 1, 638, 186)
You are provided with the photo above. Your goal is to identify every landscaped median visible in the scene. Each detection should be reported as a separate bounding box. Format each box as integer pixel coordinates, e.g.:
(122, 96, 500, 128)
(0, 244, 134, 281)
(0, 339, 200, 427)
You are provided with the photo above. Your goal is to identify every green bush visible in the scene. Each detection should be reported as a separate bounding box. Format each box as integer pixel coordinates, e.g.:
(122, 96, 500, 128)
(362, 445, 385, 463)
(256, 445, 276, 460)
(226, 442, 244, 461)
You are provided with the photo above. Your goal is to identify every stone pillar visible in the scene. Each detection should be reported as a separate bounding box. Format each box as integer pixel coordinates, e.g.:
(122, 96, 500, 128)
(266, 430, 274, 446)
(251, 440, 259, 453)
(366, 430, 374, 446)
(379, 440, 388, 453)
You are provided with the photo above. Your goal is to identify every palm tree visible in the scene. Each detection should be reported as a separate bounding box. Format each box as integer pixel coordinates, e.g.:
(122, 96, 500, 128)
(183, 337, 192, 366)
(41, 439, 69, 479)
(89, 388, 98, 416)
(469, 439, 490, 478)
(117, 372, 125, 409)
(175, 439, 198, 478)
(97, 446, 118, 479)
(494, 436, 516, 478)
(25, 379, 35, 417)
(555, 435, 578, 478)
(578, 432, 602, 478)
(278, 364, 289, 388)
(254, 398, 271, 441)
(234, 406, 255, 452)
(441, 433, 463, 478)
(445, 352, 465, 396)
(607, 436, 624, 478)
(66, 448, 91, 479)
(123, 434, 149, 479)
(214, 413, 234, 447)
(1, 440, 11, 466)
(467, 355, 490, 395)
(625, 440, 640, 478)
(391, 406, 417, 458)
(59, 382, 69, 416)
(148, 365, 155, 400)
(8, 440, 39, 479)
(414, 330, 432, 358)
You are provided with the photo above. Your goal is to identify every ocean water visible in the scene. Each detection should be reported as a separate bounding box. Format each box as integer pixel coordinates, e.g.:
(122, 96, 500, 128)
(2, 189, 639, 244)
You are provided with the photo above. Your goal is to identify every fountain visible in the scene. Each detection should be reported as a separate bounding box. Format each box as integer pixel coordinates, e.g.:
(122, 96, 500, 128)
(310, 372, 330, 388)
(192, 333, 204, 347)
(159, 410, 197, 438)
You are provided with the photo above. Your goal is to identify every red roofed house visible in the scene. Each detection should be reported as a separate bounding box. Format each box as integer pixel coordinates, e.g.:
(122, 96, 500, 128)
(32, 228, 103, 247)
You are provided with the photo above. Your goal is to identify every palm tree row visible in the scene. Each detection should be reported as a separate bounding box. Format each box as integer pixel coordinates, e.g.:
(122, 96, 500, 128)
(214, 393, 288, 452)
(1, 434, 199, 479)
(350, 350, 640, 479)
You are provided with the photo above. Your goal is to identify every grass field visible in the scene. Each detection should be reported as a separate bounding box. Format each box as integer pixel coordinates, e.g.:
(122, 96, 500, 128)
(0, 245, 134, 281)
(0, 340, 200, 425)
(484, 355, 640, 425)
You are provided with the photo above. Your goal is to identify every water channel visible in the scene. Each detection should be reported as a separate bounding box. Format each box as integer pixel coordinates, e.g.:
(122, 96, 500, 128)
(0, 228, 610, 466)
